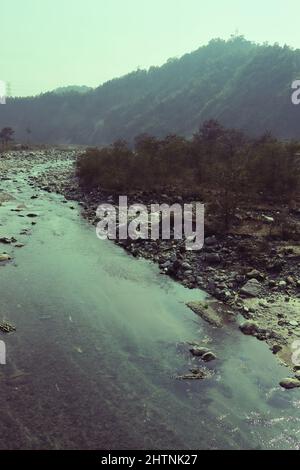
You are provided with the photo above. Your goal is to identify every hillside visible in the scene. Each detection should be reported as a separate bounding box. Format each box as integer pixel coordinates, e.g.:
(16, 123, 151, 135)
(1, 36, 300, 145)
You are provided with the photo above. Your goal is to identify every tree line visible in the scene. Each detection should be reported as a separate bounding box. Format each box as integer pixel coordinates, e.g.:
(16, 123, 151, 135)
(77, 120, 300, 202)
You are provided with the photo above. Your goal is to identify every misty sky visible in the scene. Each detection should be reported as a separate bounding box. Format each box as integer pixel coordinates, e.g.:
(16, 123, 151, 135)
(1, 0, 300, 97)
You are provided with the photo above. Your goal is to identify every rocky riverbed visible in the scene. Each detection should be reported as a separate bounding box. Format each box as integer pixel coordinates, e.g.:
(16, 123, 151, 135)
(1, 148, 300, 387)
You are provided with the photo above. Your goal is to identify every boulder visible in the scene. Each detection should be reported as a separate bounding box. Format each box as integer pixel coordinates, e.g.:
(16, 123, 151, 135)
(26, 213, 39, 218)
(205, 235, 217, 246)
(187, 301, 224, 327)
(205, 253, 221, 264)
(0, 236, 17, 244)
(240, 279, 262, 297)
(279, 378, 300, 389)
(239, 320, 260, 335)
(160, 260, 172, 269)
(246, 269, 264, 281)
(272, 344, 282, 354)
(0, 253, 11, 262)
(202, 351, 217, 362)
(189, 347, 210, 357)
(189, 347, 216, 362)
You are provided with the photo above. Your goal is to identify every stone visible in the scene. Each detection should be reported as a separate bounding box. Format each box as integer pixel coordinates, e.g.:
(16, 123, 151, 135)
(181, 261, 192, 271)
(205, 253, 221, 264)
(26, 213, 39, 218)
(177, 369, 208, 380)
(240, 279, 262, 297)
(0, 253, 11, 262)
(0, 321, 16, 333)
(272, 344, 282, 354)
(262, 215, 274, 223)
(205, 235, 217, 246)
(0, 236, 17, 244)
(246, 269, 265, 281)
(187, 301, 224, 327)
(239, 320, 259, 335)
(189, 347, 210, 357)
(279, 378, 300, 389)
(201, 351, 217, 362)
(160, 260, 171, 269)
(278, 280, 287, 288)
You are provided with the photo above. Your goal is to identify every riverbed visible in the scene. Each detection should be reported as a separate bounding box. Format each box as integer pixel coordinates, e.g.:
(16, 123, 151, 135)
(0, 156, 299, 450)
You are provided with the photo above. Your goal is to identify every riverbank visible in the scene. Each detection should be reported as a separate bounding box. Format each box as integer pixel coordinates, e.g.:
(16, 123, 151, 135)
(2, 149, 300, 382)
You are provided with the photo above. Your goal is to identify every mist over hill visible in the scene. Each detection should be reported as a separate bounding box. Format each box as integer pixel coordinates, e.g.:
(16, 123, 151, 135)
(1, 36, 300, 145)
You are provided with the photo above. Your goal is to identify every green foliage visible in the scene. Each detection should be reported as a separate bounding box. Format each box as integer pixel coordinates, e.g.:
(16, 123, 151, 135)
(76, 122, 300, 210)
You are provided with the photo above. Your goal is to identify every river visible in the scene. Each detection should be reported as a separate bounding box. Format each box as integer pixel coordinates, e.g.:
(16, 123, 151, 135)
(0, 158, 299, 450)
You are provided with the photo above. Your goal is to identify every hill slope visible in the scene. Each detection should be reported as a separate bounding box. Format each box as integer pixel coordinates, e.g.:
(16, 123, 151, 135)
(1, 36, 300, 145)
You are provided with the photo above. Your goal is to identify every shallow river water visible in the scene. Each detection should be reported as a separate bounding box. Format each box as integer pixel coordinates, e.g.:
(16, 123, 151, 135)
(0, 161, 299, 450)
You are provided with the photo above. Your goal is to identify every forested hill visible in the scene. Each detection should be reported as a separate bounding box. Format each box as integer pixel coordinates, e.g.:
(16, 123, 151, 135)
(2, 36, 300, 145)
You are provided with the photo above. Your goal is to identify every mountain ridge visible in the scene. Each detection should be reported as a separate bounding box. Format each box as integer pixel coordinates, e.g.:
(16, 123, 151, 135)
(1, 36, 300, 145)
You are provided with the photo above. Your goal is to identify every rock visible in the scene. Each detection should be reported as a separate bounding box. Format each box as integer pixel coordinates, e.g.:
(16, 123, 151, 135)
(239, 320, 260, 335)
(202, 351, 217, 362)
(160, 260, 171, 269)
(181, 261, 192, 271)
(246, 269, 264, 281)
(267, 259, 284, 273)
(187, 300, 224, 327)
(272, 344, 282, 354)
(286, 276, 295, 285)
(279, 378, 300, 389)
(177, 368, 209, 380)
(278, 280, 287, 288)
(0, 236, 17, 244)
(189, 347, 210, 357)
(262, 215, 274, 224)
(26, 213, 39, 218)
(205, 253, 221, 264)
(240, 279, 262, 297)
(0, 253, 11, 262)
(205, 235, 217, 246)
(189, 347, 216, 362)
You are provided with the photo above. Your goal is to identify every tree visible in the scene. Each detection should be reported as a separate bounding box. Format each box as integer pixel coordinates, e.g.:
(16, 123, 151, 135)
(0, 127, 15, 146)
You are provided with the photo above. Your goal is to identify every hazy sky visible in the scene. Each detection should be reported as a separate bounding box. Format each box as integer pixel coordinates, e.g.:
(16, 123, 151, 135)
(1, 0, 300, 97)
